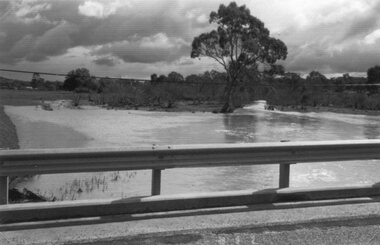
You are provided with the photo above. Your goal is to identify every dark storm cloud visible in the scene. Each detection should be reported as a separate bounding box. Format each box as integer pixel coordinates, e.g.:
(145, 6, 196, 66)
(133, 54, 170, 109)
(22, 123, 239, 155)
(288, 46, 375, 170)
(3, 0, 380, 76)
(0, 0, 214, 65)
(0, 0, 80, 64)
(287, 41, 380, 74)
(343, 15, 378, 40)
(281, 1, 380, 75)
(93, 56, 118, 66)
(93, 33, 190, 63)
(341, 2, 380, 41)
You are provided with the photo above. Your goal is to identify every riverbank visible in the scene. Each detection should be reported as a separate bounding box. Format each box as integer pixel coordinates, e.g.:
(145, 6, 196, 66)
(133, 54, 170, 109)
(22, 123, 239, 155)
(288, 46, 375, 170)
(0, 105, 19, 150)
(0, 90, 76, 202)
(133, 101, 223, 113)
(272, 105, 380, 116)
(0, 89, 75, 106)
(0, 89, 224, 113)
(0, 106, 47, 203)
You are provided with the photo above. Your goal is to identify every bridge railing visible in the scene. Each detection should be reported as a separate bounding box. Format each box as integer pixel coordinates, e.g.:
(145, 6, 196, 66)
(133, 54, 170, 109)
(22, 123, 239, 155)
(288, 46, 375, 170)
(1, 139, 380, 206)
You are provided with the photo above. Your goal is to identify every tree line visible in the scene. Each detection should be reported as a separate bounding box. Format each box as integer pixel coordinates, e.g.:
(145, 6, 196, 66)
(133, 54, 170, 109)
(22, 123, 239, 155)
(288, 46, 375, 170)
(59, 64, 380, 111)
(265, 69, 380, 111)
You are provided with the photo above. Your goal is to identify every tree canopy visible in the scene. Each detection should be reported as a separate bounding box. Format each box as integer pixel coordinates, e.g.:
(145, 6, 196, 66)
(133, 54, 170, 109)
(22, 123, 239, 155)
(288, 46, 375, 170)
(367, 66, 380, 84)
(191, 2, 287, 112)
(367, 65, 380, 94)
(63, 68, 92, 91)
(167, 71, 185, 83)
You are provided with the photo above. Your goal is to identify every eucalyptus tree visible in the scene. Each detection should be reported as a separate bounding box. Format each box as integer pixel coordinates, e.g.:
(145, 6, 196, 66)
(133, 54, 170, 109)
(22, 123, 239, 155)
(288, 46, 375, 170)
(191, 2, 287, 112)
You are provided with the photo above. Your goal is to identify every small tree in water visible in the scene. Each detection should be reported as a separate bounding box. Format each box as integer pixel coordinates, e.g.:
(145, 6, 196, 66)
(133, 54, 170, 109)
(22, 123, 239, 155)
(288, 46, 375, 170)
(191, 2, 287, 113)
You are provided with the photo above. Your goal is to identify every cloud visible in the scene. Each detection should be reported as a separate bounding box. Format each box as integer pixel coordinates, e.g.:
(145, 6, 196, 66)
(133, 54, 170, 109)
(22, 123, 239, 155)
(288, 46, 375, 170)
(363, 29, 380, 45)
(140, 33, 187, 49)
(78, 1, 106, 18)
(15, 2, 51, 19)
(275, 0, 380, 75)
(93, 33, 189, 63)
(93, 56, 118, 66)
(32, 21, 78, 59)
(0, 0, 217, 66)
(0, 20, 78, 63)
(2, 0, 380, 78)
(78, 0, 124, 18)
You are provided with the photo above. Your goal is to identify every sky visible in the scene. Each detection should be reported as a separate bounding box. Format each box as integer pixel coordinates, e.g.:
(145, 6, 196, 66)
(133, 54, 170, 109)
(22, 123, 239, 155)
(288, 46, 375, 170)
(1, 0, 380, 81)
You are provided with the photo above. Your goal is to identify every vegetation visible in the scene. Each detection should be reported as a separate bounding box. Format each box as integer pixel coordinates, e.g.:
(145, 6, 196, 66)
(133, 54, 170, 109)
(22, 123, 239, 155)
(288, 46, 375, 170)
(367, 65, 380, 94)
(89, 70, 226, 110)
(0, 75, 61, 91)
(1, 64, 380, 113)
(63, 68, 97, 92)
(0, 89, 74, 106)
(265, 71, 380, 111)
(191, 2, 287, 113)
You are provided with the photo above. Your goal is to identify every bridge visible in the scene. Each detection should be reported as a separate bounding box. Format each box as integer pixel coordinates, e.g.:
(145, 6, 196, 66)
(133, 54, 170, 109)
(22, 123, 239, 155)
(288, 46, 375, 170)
(1, 140, 380, 243)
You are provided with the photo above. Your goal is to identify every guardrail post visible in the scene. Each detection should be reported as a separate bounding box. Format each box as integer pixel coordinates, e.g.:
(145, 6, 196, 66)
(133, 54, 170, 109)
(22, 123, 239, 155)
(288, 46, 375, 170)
(279, 163, 291, 188)
(151, 169, 161, 195)
(0, 176, 9, 204)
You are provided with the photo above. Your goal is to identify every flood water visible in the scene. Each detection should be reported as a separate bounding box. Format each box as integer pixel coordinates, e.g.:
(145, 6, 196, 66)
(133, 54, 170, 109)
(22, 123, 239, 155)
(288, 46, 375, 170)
(5, 101, 380, 201)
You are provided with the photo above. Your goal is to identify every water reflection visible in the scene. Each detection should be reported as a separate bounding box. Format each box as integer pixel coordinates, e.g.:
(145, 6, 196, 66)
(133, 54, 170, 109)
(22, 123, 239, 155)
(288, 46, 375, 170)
(223, 114, 258, 142)
(364, 123, 380, 139)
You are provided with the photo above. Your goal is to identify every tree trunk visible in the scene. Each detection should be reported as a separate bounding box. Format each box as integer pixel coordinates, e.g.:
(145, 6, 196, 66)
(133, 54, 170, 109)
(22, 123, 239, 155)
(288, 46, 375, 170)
(220, 81, 235, 113)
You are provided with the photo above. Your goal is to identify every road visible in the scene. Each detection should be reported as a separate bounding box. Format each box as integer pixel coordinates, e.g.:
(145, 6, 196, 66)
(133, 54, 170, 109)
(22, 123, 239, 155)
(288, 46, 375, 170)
(1, 197, 380, 245)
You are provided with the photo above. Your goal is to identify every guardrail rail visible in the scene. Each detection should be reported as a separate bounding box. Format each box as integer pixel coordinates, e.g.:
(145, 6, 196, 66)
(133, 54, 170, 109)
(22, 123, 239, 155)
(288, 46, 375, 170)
(1, 140, 380, 223)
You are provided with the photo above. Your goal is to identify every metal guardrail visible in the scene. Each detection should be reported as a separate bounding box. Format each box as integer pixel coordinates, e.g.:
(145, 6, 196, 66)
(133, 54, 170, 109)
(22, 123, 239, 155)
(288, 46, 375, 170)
(1, 140, 380, 205)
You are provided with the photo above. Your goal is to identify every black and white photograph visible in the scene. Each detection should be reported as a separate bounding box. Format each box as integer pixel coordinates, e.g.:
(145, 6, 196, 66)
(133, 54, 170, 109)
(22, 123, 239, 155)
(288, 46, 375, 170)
(1, 0, 380, 244)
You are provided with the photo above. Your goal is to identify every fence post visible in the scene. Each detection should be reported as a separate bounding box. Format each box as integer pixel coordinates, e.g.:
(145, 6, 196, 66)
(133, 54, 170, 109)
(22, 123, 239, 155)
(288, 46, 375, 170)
(279, 163, 291, 188)
(0, 176, 9, 204)
(151, 169, 161, 195)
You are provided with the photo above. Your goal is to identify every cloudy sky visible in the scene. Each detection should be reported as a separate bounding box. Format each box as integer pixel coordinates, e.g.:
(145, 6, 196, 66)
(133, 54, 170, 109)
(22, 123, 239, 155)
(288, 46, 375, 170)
(1, 0, 380, 81)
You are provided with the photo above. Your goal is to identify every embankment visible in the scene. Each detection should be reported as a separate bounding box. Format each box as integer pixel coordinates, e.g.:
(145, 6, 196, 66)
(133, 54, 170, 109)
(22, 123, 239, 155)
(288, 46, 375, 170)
(0, 105, 19, 150)
(0, 105, 50, 202)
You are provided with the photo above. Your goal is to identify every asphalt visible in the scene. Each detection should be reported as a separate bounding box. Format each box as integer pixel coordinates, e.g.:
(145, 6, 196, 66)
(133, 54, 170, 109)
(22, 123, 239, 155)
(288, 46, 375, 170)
(1, 197, 380, 245)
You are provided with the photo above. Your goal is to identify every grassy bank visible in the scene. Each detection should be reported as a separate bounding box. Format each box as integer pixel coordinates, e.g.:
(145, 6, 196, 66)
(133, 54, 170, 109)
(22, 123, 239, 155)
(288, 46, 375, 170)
(0, 89, 223, 112)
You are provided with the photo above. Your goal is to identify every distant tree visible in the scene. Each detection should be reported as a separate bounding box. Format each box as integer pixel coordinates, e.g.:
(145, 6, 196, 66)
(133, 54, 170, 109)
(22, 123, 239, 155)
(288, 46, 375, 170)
(307, 70, 330, 89)
(305, 71, 330, 106)
(284, 72, 301, 81)
(191, 2, 287, 112)
(63, 68, 92, 91)
(156, 75, 167, 83)
(167, 71, 184, 83)
(150, 73, 158, 84)
(185, 74, 199, 83)
(367, 65, 380, 94)
(31, 73, 43, 89)
(343, 73, 351, 80)
(306, 71, 327, 81)
(367, 66, 380, 83)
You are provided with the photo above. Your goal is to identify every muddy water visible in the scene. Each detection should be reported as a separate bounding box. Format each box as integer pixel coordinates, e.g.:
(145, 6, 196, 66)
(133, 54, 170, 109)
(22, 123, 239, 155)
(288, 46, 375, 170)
(5, 102, 380, 201)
